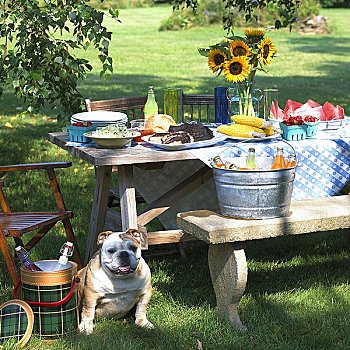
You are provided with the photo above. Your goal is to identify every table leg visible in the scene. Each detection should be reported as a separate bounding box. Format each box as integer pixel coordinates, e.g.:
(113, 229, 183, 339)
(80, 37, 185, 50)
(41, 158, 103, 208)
(85, 165, 112, 264)
(118, 165, 138, 231)
(208, 243, 248, 331)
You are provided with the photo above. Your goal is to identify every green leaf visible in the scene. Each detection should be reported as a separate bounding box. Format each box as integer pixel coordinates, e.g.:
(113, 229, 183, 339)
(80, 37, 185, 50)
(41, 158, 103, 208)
(102, 39, 109, 49)
(198, 48, 210, 57)
(54, 56, 63, 64)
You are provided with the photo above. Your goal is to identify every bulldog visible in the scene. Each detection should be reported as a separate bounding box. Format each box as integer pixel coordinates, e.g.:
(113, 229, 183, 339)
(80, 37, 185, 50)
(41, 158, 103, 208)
(77, 229, 153, 334)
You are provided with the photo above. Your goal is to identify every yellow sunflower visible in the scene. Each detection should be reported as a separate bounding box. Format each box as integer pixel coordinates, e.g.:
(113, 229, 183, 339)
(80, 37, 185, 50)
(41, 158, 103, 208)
(208, 49, 227, 73)
(223, 56, 250, 83)
(229, 40, 251, 58)
(257, 37, 277, 64)
(244, 28, 265, 38)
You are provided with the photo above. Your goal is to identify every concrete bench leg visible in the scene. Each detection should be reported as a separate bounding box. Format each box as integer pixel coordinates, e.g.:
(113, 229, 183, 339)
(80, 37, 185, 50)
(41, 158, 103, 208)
(208, 243, 248, 331)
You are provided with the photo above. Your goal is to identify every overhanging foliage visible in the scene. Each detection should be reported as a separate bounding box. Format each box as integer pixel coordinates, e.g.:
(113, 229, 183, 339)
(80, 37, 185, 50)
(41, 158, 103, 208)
(0, 0, 119, 118)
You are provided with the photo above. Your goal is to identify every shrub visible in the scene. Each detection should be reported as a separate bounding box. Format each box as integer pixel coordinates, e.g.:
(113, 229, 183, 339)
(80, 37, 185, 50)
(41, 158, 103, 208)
(159, 0, 321, 31)
(319, 0, 350, 8)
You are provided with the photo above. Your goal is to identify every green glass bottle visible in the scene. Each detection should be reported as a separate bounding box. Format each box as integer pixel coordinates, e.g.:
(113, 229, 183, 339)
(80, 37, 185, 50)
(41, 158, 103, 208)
(143, 86, 159, 123)
(245, 148, 257, 170)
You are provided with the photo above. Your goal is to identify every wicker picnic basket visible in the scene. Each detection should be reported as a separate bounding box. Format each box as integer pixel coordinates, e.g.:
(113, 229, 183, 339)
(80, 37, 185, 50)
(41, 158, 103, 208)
(14, 260, 79, 339)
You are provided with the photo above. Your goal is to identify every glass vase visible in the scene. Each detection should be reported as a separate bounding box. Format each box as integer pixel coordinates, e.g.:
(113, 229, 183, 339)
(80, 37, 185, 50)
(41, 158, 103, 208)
(227, 81, 262, 117)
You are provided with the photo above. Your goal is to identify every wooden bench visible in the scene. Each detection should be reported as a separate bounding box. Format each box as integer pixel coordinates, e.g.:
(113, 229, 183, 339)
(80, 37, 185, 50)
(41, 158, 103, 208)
(176, 195, 350, 331)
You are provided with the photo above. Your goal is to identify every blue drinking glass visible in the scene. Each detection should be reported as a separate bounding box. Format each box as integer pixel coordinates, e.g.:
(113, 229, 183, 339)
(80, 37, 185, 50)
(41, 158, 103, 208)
(214, 86, 229, 124)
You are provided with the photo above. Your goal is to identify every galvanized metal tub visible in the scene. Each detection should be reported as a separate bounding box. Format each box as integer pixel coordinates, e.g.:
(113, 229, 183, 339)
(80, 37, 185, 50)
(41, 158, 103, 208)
(213, 162, 296, 219)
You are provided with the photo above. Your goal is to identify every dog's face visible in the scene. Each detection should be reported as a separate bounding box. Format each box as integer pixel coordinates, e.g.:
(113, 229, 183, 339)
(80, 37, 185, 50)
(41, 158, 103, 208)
(98, 229, 142, 278)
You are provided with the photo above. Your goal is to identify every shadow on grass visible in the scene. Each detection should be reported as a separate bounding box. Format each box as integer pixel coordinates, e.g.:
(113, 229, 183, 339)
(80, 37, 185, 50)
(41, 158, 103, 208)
(148, 230, 350, 308)
(46, 275, 350, 350)
(284, 35, 350, 56)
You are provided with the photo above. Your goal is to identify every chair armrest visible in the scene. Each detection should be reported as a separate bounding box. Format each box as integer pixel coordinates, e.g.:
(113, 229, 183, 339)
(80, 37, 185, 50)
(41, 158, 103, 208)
(0, 162, 72, 173)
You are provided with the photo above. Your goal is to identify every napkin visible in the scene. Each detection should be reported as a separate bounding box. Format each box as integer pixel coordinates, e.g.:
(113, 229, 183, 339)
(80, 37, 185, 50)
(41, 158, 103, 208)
(272, 99, 345, 121)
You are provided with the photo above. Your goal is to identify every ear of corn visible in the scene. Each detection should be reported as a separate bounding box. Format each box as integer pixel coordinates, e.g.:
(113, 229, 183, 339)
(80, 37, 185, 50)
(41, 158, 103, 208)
(262, 125, 276, 136)
(231, 114, 272, 129)
(217, 124, 266, 138)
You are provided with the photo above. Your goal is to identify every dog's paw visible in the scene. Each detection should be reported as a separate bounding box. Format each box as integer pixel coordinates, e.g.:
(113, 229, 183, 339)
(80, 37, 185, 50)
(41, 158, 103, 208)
(79, 320, 94, 335)
(135, 318, 154, 329)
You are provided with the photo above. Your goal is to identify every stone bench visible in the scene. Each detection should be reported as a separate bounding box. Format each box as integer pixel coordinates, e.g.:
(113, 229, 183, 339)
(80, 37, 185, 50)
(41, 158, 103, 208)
(176, 195, 350, 331)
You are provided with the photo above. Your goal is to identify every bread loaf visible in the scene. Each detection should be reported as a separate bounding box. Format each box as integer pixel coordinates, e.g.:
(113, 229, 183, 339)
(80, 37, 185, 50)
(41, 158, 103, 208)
(145, 114, 177, 132)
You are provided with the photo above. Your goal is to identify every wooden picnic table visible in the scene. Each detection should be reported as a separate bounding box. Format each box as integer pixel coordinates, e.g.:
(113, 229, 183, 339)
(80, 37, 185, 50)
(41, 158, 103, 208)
(48, 132, 208, 263)
(49, 129, 350, 264)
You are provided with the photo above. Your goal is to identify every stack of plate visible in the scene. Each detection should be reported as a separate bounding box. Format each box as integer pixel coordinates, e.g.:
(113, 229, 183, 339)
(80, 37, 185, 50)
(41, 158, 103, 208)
(71, 111, 128, 128)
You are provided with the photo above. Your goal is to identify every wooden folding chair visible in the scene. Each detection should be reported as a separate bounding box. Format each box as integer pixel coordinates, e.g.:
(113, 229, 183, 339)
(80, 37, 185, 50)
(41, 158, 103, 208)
(0, 162, 82, 285)
(179, 93, 215, 123)
(85, 96, 147, 120)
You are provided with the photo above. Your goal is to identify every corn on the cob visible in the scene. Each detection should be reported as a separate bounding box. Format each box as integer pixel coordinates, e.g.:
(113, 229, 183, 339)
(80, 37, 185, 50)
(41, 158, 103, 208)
(262, 125, 276, 136)
(230, 114, 271, 129)
(217, 124, 266, 138)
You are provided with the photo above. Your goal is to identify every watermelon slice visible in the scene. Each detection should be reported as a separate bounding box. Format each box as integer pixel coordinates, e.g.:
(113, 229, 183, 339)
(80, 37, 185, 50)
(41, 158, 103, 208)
(336, 105, 345, 118)
(306, 99, 320, 108)
(283, 99, 303, 116)
(322, 101, 336, 121)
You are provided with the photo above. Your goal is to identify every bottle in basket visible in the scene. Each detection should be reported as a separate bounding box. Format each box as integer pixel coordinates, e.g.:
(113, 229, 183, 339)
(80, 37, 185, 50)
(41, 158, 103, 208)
(271, 147, 286, 169)
(244, 148, 257, 170)
(15, 246, 42, 271)
(143, 86, 158, 123)
(54, 242, 74, 271)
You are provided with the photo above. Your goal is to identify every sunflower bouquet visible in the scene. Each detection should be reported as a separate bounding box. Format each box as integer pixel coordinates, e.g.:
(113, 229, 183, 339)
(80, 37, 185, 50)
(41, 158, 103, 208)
(199, 28, 277, 117)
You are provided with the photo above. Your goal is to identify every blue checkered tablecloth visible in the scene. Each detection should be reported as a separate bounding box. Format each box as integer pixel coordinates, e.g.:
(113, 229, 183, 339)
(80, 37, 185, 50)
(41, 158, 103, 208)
(188, 128, 350, 200)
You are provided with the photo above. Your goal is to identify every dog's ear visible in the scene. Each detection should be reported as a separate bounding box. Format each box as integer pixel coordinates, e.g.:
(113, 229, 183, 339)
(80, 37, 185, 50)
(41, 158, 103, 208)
(125, 228, 147, 246)
(97, 231, 113, 245)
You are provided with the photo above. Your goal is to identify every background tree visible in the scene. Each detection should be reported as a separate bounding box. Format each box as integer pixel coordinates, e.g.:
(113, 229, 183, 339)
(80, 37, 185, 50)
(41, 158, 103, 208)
(0, 0, 119, 119)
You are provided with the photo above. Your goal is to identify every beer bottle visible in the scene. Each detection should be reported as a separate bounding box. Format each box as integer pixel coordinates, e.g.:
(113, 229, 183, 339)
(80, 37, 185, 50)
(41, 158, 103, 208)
(271, 147, 286, 169)
(212, 155, 226, 169)
(286, 154, 296, 168)
(15, 246, 42, 272)
(53, 242, 74, 271)
(143, 86, 158, 123)
(244, 148, 257, 170)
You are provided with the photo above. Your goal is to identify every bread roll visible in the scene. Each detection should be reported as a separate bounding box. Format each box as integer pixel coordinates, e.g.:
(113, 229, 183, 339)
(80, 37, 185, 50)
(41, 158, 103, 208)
(145, 114, 177, 132)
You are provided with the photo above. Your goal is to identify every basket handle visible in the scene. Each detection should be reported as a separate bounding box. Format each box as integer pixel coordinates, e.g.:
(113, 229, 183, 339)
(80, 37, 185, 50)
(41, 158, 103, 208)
(13, 276, 80, 308)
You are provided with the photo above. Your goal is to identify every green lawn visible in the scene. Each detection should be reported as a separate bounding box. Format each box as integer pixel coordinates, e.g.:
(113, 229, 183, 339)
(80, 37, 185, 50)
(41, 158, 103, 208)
(0, 6, 350, 350)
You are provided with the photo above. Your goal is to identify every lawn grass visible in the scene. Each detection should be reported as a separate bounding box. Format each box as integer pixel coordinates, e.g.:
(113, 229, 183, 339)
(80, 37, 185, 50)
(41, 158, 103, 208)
(0, 6, 350, 349)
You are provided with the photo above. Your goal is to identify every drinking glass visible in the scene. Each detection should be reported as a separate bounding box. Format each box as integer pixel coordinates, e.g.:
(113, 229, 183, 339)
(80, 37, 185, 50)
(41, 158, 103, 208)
(164, 88, 182, 123)
(263, 88, 279, 120)
(130, 119, 153, 142)
(214, 86, 229, 124)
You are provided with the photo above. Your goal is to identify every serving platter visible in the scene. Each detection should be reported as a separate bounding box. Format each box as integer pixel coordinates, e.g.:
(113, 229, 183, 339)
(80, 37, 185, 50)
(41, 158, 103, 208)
(142, 131, 227, 151)
(218, 133, 281, 142)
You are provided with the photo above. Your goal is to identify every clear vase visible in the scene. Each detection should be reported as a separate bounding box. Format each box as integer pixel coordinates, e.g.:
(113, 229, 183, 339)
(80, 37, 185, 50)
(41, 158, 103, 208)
(227, 81, 262, 117)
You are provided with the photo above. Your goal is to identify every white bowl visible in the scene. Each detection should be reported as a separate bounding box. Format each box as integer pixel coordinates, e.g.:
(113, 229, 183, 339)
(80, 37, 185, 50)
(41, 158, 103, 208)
(84, 131, 141, 148)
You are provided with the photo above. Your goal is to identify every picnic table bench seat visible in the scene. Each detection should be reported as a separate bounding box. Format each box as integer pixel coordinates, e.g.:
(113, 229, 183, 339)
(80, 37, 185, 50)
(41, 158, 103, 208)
(176, 195, 350, 331)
